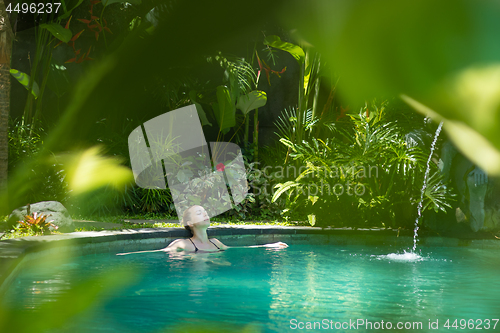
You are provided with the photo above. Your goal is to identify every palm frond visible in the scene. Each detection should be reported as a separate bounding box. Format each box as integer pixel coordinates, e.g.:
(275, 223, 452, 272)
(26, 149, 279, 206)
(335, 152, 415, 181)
(272, 181, 301, 203)
(208, 52, 257, 94)
(423, 171, 455, 212)
(275, 108, 296, 141)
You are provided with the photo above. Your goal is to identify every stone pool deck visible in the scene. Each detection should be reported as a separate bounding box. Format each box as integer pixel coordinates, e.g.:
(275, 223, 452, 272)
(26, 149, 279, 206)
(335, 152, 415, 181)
(72, 218, 180, 230)
(1, 224, 499, 296)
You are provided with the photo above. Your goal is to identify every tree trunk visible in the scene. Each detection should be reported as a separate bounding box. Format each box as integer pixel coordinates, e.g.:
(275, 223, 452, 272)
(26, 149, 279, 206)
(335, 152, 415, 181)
(0, 0, 13, 191)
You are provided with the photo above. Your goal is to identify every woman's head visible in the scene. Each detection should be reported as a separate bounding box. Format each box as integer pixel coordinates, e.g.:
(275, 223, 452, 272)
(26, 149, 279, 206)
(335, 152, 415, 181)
(182, 205, 210, 234)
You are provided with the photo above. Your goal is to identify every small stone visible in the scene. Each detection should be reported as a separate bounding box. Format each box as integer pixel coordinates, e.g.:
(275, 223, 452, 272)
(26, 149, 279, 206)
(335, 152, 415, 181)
(4, 201, 74, 232)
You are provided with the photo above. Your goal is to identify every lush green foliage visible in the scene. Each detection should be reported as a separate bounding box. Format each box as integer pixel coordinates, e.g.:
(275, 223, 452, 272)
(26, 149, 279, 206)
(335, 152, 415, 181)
(7, 0, 487, 229)
(0, 227, 37, 240)
(1, 211, 59, 239)
(287, 0, 500, 178)
(272, 101, 454, 228)
(8, 118, 69, 204)
(5, 1, 500, 331)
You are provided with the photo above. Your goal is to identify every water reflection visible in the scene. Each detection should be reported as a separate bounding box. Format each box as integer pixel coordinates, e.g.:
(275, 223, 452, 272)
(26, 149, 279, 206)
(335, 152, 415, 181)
(265, 245, 500, 332)
(267, 246, 368, 330)
(3, 244, 500, 333)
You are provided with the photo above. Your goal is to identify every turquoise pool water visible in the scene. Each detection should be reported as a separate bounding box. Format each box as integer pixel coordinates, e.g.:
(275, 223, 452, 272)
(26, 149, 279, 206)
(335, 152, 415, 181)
(2, 244, 500, 332)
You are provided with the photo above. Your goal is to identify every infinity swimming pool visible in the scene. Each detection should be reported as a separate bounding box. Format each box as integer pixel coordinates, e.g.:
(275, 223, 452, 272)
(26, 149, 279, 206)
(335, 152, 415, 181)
(2, 243, 500, 332)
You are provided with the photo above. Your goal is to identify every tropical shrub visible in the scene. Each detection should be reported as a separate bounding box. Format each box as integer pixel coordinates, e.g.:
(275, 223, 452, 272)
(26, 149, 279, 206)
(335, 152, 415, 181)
(272, 101, 454, 228)
(16, 211, 58, 235)
(8, 118, 69, 204)
(229, 158, 286, 220)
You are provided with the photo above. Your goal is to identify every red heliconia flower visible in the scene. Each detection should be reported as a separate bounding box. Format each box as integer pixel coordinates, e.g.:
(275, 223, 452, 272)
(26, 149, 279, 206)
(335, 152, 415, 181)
(56, 0, 105, 64)
(83, 46, 94, 61)
(65, 16, 72, 29)
(216, 163, 225, 172)
(103, 18, 112, 34)
(255, 51, 286, 86)
(67, 29, 84, 47)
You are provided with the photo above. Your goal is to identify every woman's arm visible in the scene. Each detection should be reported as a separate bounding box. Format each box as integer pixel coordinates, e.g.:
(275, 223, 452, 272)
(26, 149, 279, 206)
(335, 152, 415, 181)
(116, 249, 167, 256)
(246, 242, 288, 248)
(210, 238, 288, 250)
(116, 239, 187, 255)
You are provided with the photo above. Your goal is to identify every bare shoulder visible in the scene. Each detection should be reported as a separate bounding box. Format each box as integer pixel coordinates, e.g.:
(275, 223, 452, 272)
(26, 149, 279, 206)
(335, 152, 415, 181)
(210, 238, 228, 249)
(165, 238, 194, 251)
(168, 238, 188, 245)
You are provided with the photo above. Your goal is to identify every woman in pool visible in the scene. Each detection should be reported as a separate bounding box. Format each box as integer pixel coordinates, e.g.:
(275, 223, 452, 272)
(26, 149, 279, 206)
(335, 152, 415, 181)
(117, 205, 287, 255)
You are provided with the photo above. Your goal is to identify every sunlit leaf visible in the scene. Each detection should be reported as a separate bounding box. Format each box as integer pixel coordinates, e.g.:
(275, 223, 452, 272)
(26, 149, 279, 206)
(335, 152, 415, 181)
(57, 146, 133, 195)
(272, 181, 301, 202)
(308, 195, 319, 205)
(9, 69, 40, 98)
(402, 95, 500, 176)
(264, 35, 305, 64)
(40, 23, 72, 43)
(308, 214, 316, 226)
(236, 90, 267, 115)
(430, 64, 500, 150)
